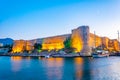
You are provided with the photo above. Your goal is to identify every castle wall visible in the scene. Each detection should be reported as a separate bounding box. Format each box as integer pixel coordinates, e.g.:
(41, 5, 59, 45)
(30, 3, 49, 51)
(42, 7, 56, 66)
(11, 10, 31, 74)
(71, 28, 83, 53)
(12, 40, 26, 53)
(108, 39, 119, 51)
(12, 26, 120, 55)
(102, 37, 110, 49)
(12, 40, 34, 53)
(42, 36, 67, 51)
(71, 26, 91, 56)
(89, 33, 102, 48)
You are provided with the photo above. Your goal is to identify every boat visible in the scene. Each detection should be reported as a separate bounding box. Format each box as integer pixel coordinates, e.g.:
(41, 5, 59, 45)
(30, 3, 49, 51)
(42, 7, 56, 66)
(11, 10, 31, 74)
(92, 50, 109, 58)
(45, 55, 50, 58)
(92, 31, 109, 58)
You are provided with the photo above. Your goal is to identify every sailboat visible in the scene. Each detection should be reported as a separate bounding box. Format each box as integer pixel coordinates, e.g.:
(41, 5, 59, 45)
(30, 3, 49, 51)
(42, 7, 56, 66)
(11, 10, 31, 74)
(92, 31, 109, 58)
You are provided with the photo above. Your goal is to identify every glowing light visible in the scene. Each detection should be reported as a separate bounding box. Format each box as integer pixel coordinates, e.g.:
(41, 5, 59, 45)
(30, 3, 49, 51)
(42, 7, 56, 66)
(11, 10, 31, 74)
(71, 29, 83, 52)
(74, 57, 83, 65)
(12, 40, 25, 53)
(42, 36, 65, 51)
(11, 56, 22, 72)
(11, 56, 22, 61)
(45, 58, 63, 67)
(74, 58, 83, 79)
(12, 40, 34, 53)
(26, 41, 34, 51)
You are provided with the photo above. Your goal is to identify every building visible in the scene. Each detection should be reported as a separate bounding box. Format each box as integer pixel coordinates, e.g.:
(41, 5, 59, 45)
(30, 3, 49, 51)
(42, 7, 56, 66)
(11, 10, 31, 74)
(0, 48, 9, 54)
(12, 40, 34, 53)
(0, 43, 3, 47)
(12, 26, 120, 56)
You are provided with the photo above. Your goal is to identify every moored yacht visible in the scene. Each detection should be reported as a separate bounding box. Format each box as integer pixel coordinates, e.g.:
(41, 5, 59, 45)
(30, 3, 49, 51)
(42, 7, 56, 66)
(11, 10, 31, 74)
(92, 50, 109, 58)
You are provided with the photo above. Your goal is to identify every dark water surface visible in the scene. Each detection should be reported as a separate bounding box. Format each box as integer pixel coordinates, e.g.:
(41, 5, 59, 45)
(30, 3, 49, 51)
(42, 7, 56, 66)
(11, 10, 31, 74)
(0, 56, 120, 80)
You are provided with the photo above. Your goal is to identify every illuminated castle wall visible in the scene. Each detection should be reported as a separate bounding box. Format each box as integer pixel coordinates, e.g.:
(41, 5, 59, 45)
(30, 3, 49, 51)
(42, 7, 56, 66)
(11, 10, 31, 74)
(108, 39, 119, 51)
(12, 40, 25, 53)
(12, 40, 34, 53)
(71, 26, 91, 56)
(42, 36, 66, 51)
(12, 26, 120, 55)
(89, 33, 119, 51)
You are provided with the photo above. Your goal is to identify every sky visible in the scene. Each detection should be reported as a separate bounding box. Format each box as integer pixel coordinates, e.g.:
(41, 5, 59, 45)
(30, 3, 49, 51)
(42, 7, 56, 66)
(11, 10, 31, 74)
(0, 0, 120, 40)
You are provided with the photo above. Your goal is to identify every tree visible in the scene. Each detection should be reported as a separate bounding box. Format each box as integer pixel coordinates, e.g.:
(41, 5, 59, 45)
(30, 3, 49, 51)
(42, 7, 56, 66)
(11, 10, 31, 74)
(63, 38, 75, 53)
(34, 43, 42, 52)
(64, 38, 71, 48)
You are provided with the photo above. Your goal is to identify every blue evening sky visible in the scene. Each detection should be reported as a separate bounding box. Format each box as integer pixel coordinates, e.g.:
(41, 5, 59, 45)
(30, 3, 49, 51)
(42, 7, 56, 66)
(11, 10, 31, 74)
(0, 0, 120, 40)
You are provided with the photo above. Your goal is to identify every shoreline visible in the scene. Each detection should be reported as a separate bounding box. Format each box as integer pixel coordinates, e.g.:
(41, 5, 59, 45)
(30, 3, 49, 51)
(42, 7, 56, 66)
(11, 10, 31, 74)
(0, 52, 92, 57)
(0, 52, 119, 58)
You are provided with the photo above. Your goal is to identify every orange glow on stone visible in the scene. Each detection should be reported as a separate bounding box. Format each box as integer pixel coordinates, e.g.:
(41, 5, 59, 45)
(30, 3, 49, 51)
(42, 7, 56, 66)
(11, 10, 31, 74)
(12, 40, 25, 53)
(12, 40, 34, 53)
(42, 37, 65, 51)
(71, 29, 83, 52)
(26, 41, 34, 51)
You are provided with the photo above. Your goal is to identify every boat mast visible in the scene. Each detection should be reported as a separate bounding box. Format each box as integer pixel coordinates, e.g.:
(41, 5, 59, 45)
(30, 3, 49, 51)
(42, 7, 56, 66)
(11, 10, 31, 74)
(94, 31, 96, 49)
(118, 30, 120, 51)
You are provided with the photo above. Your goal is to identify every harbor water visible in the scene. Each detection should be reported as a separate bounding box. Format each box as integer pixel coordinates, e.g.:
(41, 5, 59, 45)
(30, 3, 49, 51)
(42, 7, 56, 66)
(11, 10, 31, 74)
(0, 56, 120, 80)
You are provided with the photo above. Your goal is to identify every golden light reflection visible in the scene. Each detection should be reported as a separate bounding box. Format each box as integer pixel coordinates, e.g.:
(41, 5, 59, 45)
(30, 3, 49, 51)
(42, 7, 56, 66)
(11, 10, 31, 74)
(71, 29, 83, 52)
(74, 58, 83, 80)
(11, 56, 22, 61)
(45, 58, 63, 67)
(44, 58, 63, 80)
(11, 56, 22, 72)
(74, 57, 83, 65)
(25, 56, 31, 60)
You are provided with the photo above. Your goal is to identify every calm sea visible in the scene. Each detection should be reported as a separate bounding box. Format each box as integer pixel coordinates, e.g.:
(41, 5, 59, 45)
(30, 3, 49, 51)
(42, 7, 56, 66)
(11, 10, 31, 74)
(0, 56, 120, 80)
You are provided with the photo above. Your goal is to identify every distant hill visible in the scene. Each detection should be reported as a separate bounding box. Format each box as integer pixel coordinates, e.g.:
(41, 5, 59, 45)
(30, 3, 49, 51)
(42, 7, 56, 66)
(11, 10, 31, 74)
(0, 38, 14, 46)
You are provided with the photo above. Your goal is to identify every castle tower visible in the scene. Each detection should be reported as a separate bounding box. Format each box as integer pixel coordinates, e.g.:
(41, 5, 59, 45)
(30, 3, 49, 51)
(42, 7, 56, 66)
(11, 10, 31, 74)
(71, 26, 91, 56)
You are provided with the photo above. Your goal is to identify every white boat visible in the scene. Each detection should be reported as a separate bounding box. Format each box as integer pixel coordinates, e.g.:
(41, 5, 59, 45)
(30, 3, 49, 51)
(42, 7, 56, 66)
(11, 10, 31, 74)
(45, 55, 50, 58)
(92, 50, 109, 58)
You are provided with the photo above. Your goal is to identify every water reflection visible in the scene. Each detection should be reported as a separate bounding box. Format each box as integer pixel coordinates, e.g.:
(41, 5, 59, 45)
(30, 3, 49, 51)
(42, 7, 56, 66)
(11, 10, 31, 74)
(25, 56, 31, 60)
(11, 56, 22, 61)
(4, 56, 120, 80)
(42, 58, 64, 80)
(74, 57, 83, 80)
(74, 57, 92, 80)
(44, 58, 63, 67)
(11, 56, 22, 72)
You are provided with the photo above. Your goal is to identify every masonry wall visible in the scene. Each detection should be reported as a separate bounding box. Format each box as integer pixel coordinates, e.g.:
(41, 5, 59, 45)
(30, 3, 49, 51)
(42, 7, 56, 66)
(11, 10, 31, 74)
(12, 40, 34, 53)
(71, 26, 91, 56)
(12, 26, 120, 54)
(42, 35, 69, 51)
(89, 33, 102, 48)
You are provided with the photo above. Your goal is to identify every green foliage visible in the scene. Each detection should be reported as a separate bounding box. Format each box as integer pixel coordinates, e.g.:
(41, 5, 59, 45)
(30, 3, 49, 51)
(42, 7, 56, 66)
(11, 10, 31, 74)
(64, 38, 71, 48)
(37, 49, 42, 53)
(63, 38, 75, 53)
(34, 43, 42, 50)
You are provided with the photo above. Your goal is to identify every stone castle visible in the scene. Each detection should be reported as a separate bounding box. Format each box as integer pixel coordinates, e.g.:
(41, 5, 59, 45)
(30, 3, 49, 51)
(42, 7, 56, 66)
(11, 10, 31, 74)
(12, 26, 120, 56)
